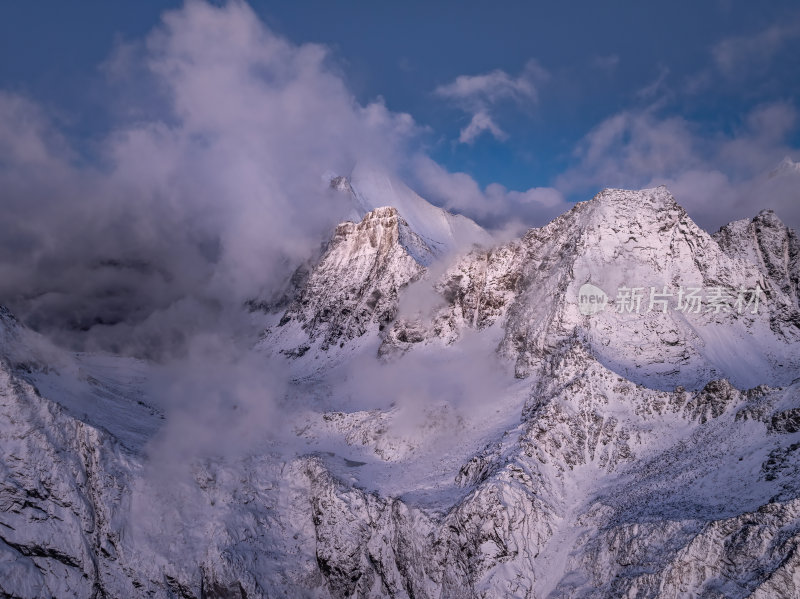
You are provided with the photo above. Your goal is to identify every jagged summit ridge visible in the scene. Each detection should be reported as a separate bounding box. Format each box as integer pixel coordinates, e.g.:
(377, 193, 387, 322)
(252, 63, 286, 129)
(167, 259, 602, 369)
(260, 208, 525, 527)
(383, 186, 800, 389)
(268, 184, 800, 391)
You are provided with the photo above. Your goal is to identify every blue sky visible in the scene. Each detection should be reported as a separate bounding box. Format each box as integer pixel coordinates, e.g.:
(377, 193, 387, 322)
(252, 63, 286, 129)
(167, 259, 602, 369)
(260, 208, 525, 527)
(267, 1, 800, 187)
(1, 1, 799, 232)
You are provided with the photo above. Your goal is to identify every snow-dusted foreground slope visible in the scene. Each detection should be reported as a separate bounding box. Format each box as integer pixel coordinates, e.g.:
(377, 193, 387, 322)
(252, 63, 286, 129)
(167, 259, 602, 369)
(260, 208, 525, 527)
(2, 187, 800, 598)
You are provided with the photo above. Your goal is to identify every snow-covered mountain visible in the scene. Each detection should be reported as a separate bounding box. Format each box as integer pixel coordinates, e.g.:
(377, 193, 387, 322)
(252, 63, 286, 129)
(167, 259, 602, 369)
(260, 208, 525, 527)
(383, 187, 800, 389)
(2, 186, 800, 598)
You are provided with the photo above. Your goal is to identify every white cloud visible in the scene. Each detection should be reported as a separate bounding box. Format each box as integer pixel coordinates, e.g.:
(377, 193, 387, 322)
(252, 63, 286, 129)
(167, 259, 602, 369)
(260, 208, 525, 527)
(435, 60, 544, 106)
(556, 102, 800, 231)
(435, 59, 547, 144)
(458, 111, 507, 144)
(557, 109, 696, 193)
(412, 155, 569, 231)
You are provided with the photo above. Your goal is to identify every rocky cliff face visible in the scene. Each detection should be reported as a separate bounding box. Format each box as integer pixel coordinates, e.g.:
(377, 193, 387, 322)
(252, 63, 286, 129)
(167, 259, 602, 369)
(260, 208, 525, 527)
(257, 206, 442, 388)
(2, 186, 800, 598)
(274, 206, 431, 352)
(714, 209, 800, 312)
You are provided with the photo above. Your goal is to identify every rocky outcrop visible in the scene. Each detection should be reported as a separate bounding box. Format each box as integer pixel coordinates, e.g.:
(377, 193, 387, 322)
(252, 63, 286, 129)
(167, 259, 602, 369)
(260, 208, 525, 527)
(714, 209, 800, 329)
(268, 207, 431, 354)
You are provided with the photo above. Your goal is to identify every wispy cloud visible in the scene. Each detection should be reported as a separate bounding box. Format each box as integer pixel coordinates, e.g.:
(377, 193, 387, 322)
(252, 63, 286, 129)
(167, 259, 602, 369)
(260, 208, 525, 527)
(636, 66, 670, 100)
(434, 59, 547, 144)
(435, 61, 543, 106)
(457, 110, 507, 144)
(591, 54, 620, 71)
(712, 18, 800, 77)
(412, 154, 568, 232)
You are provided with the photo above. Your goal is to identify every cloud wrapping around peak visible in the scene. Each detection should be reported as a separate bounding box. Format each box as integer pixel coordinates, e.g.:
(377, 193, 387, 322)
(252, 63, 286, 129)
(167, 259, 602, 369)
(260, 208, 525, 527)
(0, 0, 420, 356)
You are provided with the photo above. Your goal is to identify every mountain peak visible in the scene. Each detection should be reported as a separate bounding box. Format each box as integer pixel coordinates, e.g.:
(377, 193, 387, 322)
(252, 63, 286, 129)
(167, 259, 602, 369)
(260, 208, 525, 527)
(754, 207, 788, 228)
(528, 186, 688, 254)
(266, 206, 432, 354)
(329, 163, 491, 257)
(328, 174, 353, 194)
